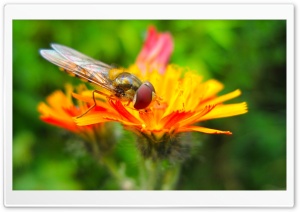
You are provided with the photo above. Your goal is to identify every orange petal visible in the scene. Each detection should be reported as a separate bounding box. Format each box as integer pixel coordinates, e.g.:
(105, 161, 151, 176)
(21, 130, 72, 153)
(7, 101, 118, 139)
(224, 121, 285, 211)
(74, 113, 109, 126)
(177, 126, 232, 135)
(177, 105, 216, 128)
(41, 116, 79, 133)
(109, 100, 142, 124)
(38, 103, 78, 131)
(201, 79, 224, 100)
(46, 90, 72, 110)
(202, 89, 242, 106)
(199, 102, 248, 121)
(160, 111, 194, 129)
(74, 113, 140, 127)
(138, 110, 155, 129)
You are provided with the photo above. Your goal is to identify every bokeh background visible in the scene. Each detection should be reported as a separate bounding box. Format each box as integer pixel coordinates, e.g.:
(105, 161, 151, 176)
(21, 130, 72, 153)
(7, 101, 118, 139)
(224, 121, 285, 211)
(13, 20, 286, 190)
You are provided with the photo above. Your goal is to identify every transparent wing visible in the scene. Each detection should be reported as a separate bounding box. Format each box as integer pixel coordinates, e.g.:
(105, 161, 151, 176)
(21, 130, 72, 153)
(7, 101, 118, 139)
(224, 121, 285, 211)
(51, 43, 112, 77)
(40, 49, 116, 93)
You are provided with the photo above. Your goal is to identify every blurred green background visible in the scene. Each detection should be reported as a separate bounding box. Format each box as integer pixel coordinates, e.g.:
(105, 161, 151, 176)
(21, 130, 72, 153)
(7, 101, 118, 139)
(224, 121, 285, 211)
(13, 20, 286, 190)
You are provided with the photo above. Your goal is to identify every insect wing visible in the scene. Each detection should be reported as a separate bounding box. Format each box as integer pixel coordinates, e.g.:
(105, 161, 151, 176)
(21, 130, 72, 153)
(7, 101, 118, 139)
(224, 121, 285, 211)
(40, 49, 116, 93)
(51, 43, 112, 75)
(49, 43, 117, 86)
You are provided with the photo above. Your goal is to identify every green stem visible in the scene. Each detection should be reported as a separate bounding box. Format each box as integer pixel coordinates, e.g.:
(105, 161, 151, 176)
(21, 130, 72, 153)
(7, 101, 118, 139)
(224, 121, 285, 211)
(160, 164, 181, 190)
(138, 159, 181, 190)
(101, 155, 136, 190)
(138, 159, 158, 189)
(89, 138, 135, 190)
(101, 156, 122, 181)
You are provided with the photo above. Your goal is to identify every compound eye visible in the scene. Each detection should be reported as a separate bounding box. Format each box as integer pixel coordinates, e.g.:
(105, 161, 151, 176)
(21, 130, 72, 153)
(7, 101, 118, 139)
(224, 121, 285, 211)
(133, 81, 155, 110)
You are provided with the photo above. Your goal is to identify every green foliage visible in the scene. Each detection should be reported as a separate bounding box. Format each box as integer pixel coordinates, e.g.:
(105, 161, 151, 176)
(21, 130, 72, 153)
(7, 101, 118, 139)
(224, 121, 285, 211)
(13, 20, 286, 190)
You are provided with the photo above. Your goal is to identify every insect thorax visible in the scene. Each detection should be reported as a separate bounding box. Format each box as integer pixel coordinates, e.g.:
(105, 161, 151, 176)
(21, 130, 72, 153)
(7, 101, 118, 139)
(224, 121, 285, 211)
(113, 72, 142, 100)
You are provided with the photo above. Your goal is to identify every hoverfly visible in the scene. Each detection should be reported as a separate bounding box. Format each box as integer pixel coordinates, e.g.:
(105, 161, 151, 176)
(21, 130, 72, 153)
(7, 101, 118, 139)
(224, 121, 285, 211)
(40, 43, 156, 117)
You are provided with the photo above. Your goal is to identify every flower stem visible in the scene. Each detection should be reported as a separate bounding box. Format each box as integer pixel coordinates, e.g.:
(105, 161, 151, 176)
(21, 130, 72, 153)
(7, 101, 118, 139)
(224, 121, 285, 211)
(100, 155, 136, 190)
(138, 158, 181, 190)
(160, 164, 181, 190)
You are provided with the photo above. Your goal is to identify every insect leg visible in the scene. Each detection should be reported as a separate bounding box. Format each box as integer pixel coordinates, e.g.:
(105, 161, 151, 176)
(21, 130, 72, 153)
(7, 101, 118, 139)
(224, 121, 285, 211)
(153, 92, 163, 106)
(125, 100, 131, 106)
(76, 90, 112, 118)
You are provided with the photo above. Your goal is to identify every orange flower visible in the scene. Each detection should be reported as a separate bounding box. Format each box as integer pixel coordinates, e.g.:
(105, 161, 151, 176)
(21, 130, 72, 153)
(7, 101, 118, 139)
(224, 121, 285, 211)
(73, 65, 247, 160)
(74, 65, 247, 137)
(38, 84, 88, 133)
(37, 84, 118, 154)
